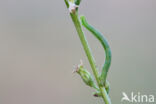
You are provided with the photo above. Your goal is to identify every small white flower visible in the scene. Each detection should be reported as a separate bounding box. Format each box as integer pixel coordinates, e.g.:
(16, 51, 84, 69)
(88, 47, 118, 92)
(68, 2, 79, 13)
(73, 60, 83, 73)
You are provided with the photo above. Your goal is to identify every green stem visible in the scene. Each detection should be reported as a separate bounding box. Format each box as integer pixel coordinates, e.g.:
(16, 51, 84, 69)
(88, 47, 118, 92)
(70, 12, 111, 104)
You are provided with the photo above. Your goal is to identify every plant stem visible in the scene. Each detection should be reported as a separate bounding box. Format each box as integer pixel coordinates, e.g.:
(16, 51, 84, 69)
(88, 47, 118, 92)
(70, 12, 111, 104)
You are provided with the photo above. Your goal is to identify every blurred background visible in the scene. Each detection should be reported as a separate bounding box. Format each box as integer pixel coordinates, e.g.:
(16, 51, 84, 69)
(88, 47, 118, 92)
(0, 0, 156, 104)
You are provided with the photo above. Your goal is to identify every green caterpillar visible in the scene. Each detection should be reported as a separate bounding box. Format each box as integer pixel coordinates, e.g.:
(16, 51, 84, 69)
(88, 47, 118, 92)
(80, 16, 112, 86)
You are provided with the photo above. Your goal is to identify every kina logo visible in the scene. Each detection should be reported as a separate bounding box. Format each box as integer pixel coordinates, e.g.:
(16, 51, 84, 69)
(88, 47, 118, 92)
(121, 92, 155, 103)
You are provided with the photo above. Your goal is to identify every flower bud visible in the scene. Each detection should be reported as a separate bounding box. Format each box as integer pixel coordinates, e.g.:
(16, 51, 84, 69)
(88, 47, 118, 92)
(74, 61, 96, 88)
